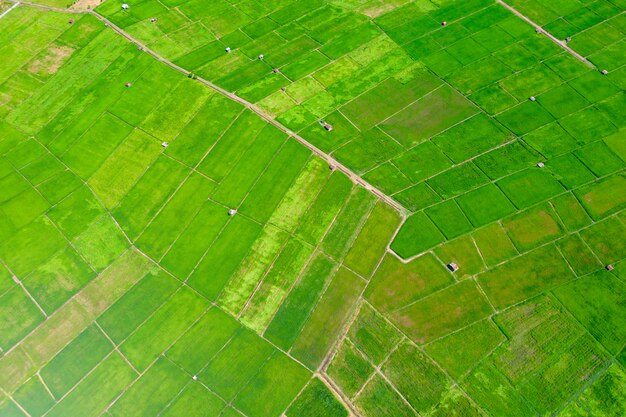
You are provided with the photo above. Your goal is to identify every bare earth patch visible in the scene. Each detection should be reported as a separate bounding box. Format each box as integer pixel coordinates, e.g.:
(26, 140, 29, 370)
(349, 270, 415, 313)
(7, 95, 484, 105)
(71, 0, 103, 10)
(27, 45, 75, 76)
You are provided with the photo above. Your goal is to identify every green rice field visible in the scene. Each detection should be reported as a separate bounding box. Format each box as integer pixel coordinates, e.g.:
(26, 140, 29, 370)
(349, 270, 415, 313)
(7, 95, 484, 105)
(0, 0, 624, 416)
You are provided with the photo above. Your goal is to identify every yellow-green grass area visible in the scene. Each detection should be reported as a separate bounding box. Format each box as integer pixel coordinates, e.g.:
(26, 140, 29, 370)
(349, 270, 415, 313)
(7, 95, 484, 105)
(1, 2, 626, 417)
(0, 5, 413, 417)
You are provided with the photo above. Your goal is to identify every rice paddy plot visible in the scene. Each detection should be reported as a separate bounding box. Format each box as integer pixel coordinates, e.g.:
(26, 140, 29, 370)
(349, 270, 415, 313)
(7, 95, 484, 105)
(1, 1, 625, 416)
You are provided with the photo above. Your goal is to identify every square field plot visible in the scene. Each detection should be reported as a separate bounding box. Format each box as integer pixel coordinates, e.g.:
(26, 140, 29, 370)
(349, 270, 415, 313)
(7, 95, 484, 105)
(456, 184, 516, 227)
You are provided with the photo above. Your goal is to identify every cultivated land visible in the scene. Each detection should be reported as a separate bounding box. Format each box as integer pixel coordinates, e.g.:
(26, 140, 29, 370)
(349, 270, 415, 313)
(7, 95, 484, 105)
(0, 0, 624, 416)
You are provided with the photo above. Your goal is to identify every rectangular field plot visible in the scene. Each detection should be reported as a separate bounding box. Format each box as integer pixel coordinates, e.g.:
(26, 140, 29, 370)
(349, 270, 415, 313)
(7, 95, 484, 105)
(491, 296, 585, 384)
(501, 204, 564, 252)
(234, 352, 311, 417)
(112, 156, 189, 240)
(107, 357, 187, 417)
(290, 267, 365, 369)
(0, 286, 45, 351)
(347, 302, 402, 366)
(264, 252, 336, 350)
(200, 328, 274, 401)
(286, 378, 347, 417)
(425, 318, 504, 379)
(45, 353, 136, 417)
(22, 245, 96, 314)
(135, 173, 215, 260)
(382, 341, 451, 414)
(390, 280, 492, 344)
(97, 269, 179, 344)
(160, 200, 230, 280)
(354, 375, 415, 417)
(366, 253, 453, 314)
(119, 286, 209, 371)
(166, 307, 239, 375)
(380, 85, 478, 148)
(478, 245, 574, 309)
(326, 339, 375, 399)
(554, 271, 626, 355)
(40, 325, 113, 399)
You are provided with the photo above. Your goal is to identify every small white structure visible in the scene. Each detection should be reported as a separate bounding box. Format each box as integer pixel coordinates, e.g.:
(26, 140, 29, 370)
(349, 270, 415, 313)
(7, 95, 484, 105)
(441, 21, 447, 26)
(537, 162, 545, 168)
(258, 54, 264, 60)
(565, 37, 571, 43)
(447, 262, 459, 272)
(161, 142, 169, 148)
(122, 3, 130, 9)
(529, 96, 536, 102)
(601, 69, 609, 75)
(150, 17, 157, 23)
(606, 264, 614, 271)
(329, 164, 336, 171)
(192, 375, 198, 381)
(225, 47, 231, 53)
(273, 68, 280, 73)
(125, 82, 132, 87)
(228, 208, 237, 216)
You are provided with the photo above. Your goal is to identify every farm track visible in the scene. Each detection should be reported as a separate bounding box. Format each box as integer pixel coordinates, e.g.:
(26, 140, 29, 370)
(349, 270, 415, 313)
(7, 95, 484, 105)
(14, 0, 409, 217)
(497, 0, 596, 68)
(9, 0, 598, 217)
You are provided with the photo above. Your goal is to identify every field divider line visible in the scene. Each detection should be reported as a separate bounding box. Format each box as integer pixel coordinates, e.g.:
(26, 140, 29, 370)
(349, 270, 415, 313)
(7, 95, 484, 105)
(128, 241, 319, 375)
(1, 258, 48, 319)
(93, 322, 140, 375)
(233, 163, 344, 318)
(497, 0, 595, 68)
(10, 149, 102, 276)
(355, 301, 490, 414)
(132, 107, 246, 246)
(82, 9, 407, 215)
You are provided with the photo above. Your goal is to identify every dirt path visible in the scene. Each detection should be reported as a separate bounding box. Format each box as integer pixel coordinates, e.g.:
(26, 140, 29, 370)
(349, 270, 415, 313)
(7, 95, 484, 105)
(13, 0, 408, 215)
(497, 0, 596, 68)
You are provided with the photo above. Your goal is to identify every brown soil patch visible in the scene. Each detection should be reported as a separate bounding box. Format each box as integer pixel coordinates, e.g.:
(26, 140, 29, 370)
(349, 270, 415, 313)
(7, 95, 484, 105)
(71, 0, 104, 10)
(27, 45, 75, 76)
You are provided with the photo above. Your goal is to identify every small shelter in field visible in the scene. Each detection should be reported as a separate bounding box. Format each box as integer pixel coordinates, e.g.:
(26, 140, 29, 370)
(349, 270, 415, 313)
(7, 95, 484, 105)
(447, 262, 459, 272)
(125, 82, 132, 87)
(228, 208, 237, 216)
(606, 264, 614, 271)
(320, 120, 333, 131)
(122, 4, 130, 10)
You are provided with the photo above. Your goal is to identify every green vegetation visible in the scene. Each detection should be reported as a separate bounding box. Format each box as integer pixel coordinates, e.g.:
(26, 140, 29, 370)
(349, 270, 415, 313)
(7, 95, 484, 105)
(1, 1, 624, 416)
